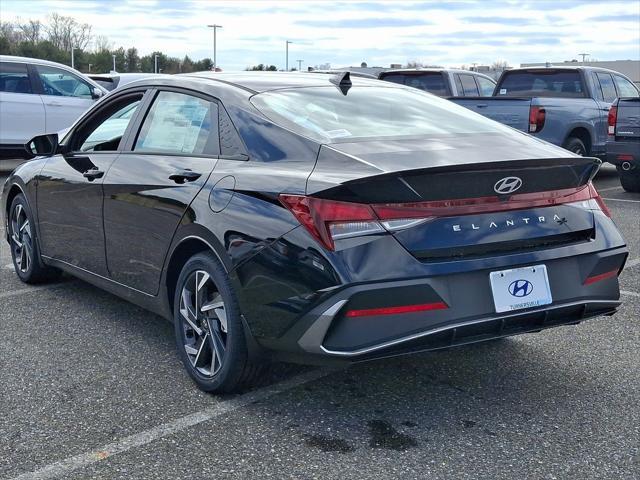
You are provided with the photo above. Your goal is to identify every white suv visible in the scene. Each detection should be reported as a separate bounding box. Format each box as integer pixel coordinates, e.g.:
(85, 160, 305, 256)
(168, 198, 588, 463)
(0, 55, 108, 159)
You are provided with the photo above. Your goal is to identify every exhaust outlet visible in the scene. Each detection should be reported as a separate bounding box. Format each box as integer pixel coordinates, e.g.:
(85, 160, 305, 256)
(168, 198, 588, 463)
(621, 162, 631, 171)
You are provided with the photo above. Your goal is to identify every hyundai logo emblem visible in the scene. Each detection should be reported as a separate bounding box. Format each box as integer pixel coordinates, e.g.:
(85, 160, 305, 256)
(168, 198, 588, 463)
(508, 279, 533, 297)
(494, 176, 523, 195)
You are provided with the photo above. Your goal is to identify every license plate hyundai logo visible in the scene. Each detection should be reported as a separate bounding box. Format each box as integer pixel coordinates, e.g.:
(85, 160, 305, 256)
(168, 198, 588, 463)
(508, 279, 533, 297)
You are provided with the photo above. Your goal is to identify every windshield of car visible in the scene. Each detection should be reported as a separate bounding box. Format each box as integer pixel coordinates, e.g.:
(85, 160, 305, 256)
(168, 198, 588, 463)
(497, 70, 586, 98)
(250, 86, 513, 142)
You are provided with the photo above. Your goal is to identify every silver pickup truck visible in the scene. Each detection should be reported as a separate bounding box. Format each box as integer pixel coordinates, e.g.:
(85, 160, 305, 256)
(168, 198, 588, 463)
(607, 97, 640, 192)
(450, 66, 639, 157)
(379, 68, 496, 97)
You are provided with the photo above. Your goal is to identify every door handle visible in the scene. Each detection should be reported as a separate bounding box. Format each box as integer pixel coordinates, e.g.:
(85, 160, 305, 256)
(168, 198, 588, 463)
(83, 168, 104, 181)
(169, 170, 202, 184)
(49, 101, 63, 107)
(476, 104, 488, 108)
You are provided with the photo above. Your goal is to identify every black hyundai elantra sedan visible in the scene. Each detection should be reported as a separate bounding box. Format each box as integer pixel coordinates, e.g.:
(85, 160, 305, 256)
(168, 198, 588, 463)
(2, 72, 628, 392)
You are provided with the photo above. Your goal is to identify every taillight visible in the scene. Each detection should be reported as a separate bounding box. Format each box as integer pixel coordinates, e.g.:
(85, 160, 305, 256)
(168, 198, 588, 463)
(529, 106, 546, 133)
(279, 195, 382, 250)
(608, 106, 618, 135)
(280, 182, 610, 251)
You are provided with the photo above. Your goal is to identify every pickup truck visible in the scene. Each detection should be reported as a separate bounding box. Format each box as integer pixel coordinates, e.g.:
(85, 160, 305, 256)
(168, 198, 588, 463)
(607, 98, 640, 192)
(379, 68, 496, 97)
(450, 66, 640, 157)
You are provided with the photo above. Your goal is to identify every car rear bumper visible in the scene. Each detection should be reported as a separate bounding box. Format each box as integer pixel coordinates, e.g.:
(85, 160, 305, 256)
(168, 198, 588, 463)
(606, 140, 640, 166)
(265, 246, 627, 363)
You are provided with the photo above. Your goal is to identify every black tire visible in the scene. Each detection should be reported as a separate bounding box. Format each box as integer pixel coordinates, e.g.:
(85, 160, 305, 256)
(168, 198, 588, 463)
(563, 137, 587, 156)
(8, 194, 61, 284)
(173, 251, 263, 393)
(617, 166, 640, 193)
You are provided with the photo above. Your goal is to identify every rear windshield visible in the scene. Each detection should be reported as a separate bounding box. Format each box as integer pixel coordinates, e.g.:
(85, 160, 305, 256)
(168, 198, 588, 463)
(497, 70, 586, 98)
(250, 86, 514, 142)
(380, 72, 449, 96)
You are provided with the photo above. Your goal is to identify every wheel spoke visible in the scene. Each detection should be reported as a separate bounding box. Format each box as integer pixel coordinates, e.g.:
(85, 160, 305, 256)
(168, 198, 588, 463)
(180, 289, 203, 336)
(184, 344, 198, 356)
(19, 219, 29, 232)
(208, 320, 226, 373)
(19, 246, 27, 270)
(193, 333, 210, 368)
(11, 233, 22, 248)
(195, 271, 210, 314)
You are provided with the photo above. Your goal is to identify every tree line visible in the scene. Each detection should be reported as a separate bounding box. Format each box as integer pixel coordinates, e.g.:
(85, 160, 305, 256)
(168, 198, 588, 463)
(0, 13, 214, 74)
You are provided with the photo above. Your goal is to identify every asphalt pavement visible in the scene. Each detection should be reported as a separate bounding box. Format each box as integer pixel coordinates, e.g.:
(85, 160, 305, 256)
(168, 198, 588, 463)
(0, 164, 638, 480)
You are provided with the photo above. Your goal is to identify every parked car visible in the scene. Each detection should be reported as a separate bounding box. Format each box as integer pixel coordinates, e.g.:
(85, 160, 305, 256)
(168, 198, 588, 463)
(308, 69, 378, 79)
(378, 68, 496, 97)
(607, 98, 640, 192)
(3, 72, 627, 393)
(88, 72, 164, 91)
(0, 55, 108, 160)
(451, 66, 640, 157)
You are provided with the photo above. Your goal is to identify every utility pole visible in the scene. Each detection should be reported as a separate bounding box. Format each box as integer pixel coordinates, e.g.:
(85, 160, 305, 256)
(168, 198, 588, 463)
(88, 63, 92, 72)
(579, 53, 590, 63)
(154, 54, 159, 73)
(296, 59, 303, 71)
(71, 47, 76, 69)
(285, 40, 292, 71)
(207, 24, 222, 71)
(112, 54, 116, 72)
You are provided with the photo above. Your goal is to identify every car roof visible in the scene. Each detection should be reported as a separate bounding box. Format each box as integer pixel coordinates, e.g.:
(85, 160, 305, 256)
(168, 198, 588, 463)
(182, 71, 388, 93)
(0, 54, 108, 92)
(510, 65, 626, 75)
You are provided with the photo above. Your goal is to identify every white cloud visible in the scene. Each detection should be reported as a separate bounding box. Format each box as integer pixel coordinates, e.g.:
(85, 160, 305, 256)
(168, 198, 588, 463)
(1, 0, 638, 70)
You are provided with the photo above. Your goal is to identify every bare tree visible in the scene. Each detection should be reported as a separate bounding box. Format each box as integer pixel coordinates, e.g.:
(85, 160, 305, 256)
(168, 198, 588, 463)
(491, 59, 510, 70)
(18, 19, 41, 44)
(0, 21, 22, 44)
(405, 60, 424, 68)
(45, 13, 92, 51)
(93, 34, 112, 52)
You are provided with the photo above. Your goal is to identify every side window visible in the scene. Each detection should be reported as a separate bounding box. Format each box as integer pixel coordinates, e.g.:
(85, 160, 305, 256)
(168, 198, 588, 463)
(614, 75, 639, 98)
(0, 62, 32, 94)
(459, 74, 480, 96)
(35, 65, 93, 99)
(74, 94, 143, 152)
(476, 76, 496, 96)
(454, 74, 464, 95)
(134, 91, 220, 156)
(596, 73, 618, 102)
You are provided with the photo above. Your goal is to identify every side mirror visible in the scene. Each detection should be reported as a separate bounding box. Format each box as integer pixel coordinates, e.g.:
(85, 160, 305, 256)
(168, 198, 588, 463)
(25, 133, 59, 158)
(92, 87, 104, 100)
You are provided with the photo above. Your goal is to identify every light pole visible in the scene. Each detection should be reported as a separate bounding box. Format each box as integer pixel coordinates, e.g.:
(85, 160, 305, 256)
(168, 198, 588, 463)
(207, 24, 222, 71)
(88, 63, 92, 72)
(71, 47, 77, 69)
(154, 54, 159, 73)
(285, 40, 292, 71)
(296, 59, 303, 71)
(112, 54, 116, 72)
(579, 53, 590, 63)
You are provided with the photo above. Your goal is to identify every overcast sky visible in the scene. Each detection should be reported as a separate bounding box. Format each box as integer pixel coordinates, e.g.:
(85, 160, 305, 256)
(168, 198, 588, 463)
(3, 0, 639, 70)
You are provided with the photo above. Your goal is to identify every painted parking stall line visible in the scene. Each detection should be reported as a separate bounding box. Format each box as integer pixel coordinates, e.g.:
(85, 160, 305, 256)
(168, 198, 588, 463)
(603, 197, 640, 203)
(10, 367, 340, 480)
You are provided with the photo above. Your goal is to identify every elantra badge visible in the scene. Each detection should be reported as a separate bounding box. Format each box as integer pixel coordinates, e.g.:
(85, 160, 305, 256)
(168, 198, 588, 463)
(508, 279, 533, 297)
(494, 176, 523, 195)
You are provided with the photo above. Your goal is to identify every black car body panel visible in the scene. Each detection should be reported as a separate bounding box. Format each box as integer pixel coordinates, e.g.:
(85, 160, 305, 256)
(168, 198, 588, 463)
(2, 72, 628, 367)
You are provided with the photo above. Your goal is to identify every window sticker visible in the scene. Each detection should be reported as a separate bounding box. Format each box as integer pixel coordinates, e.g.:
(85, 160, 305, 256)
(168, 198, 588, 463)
(499, 88, 507, 95)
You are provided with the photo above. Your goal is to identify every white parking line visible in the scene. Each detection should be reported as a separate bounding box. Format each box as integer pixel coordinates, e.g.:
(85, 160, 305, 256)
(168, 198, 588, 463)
(10, 367, 340, 480)
(603, 197, 640, 203)
(598, 186, 623, 193)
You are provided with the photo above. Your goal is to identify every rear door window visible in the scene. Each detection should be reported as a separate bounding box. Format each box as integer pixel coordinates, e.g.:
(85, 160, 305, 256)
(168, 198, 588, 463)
(404, 73, 449, 96)
(613, 75, 639, 98)
(134, 91, 220, 155)
(459, 74, 480, 96)
(596, 73, 618, 102)
(0, 62, 32, 94)
(497, 70, 585, 97)
(475, 76, 496, 96)
(35, 65, 93, 98)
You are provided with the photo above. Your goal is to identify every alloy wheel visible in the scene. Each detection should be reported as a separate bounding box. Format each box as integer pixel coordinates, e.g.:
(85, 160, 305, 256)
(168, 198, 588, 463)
(10, 203, 33, 274)
(179, 270, 228, 377)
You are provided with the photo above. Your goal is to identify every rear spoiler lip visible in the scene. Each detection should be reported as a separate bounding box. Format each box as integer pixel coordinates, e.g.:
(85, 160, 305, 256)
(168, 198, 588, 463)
(335, 156, 601, 189)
